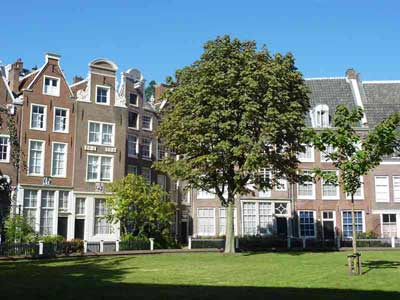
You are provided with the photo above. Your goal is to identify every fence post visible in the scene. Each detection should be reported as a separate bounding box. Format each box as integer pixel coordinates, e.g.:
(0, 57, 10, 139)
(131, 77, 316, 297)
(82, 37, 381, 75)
(336, 235, 341, 249)
(188, 236, 192, 250)
(235, 237, 239, 249)
(302, 237, 306, 249)
(39, 241, 44, 255)
(100, 240, 104, 253)
(149, 238, 154, 251)
(391, 236, 396, 248)
(287, 237, 291, 249)
(83, 240, 88, 253)
(116, 240, 120, 252)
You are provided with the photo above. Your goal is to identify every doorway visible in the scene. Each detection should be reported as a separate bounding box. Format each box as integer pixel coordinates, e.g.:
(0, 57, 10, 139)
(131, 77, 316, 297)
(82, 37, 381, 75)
(75, 219, 85, 240)
(322, 211, 335, 240)
(180, 220, 188, 244)
(57, 217, 68, 239)
(276, 217, 288, 237)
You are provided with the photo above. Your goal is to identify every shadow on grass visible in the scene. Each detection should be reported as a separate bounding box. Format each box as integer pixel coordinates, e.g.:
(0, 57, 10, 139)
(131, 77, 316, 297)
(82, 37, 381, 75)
(241, 249, 338, 256)
(0, 257, 399, 300)
(362, 260, 400, 275)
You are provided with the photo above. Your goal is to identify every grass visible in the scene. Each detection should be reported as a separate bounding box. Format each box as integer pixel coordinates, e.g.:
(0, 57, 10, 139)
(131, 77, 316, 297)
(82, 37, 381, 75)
(1, 251, 400, 299)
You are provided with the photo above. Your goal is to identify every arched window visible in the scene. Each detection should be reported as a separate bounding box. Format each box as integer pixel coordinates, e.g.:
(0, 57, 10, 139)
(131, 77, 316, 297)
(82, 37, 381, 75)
(312, 104, 330, 128)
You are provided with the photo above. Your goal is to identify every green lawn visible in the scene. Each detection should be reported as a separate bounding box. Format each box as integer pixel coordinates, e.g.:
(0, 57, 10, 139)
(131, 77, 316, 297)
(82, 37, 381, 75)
(1, 251, 400, 300)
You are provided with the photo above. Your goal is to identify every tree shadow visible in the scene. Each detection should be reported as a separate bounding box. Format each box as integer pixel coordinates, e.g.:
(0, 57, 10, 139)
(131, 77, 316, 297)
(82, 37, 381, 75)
(0, 257, 399, 300)
(362, 260, 400, 275)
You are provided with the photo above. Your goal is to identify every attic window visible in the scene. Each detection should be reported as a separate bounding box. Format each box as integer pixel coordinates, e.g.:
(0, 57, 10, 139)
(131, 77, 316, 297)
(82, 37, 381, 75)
(43, 76, 60, 96)
(313, 104, 330, 128)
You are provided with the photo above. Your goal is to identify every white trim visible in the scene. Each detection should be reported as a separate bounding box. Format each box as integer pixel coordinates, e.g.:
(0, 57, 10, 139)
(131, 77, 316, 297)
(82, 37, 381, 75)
(349, 78, 368, 125)
(321, 211, 336, 239)
(321, 170, 340, 200)
(87, 120, 115, 147)
(393, 176, 400, 202)
(375, 175, 390, 203)
(69, 78, 88, 87)
(298, 145, 315, 162)
(29, 103, 47, 131)
(42, 75, 60, 97)
(128, 111, 139, 129)
(341, 210, 366, 238)
(53, 107, 70, 133)
(298, 210, 317, 238)
(141, 137, 152, 160)
(363, 80, 400, 84)
(142, 114, 153, 131)
(380, 161, 400, 165)
(346, 176, 364, 200)
(50, 142, 68, 178)
(0, 134, 11, 163)
(127, 134, 139, 158)
(305, 77, 346, 80)
(196, 207, 216, 236)
(95, 84, 111, 105)
(86, 153, 114, 183)
(372, 209, 400, 214)
(27, 139, 45, 176)
(297, 170, 315, 200)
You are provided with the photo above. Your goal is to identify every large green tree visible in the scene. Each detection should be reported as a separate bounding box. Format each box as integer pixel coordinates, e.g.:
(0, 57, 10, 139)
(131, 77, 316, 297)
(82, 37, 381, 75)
(145, 80, 157, 101)
(105, 174, 175, 242)
(156, 35, 310, 253)
(312, 106, 400, 274)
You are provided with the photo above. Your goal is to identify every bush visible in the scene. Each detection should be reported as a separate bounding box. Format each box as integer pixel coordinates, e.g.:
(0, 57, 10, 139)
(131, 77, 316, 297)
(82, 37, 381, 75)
(41, 235, 64, 243)
(4, 214, 37, 243)
(357, 230, 378, 239)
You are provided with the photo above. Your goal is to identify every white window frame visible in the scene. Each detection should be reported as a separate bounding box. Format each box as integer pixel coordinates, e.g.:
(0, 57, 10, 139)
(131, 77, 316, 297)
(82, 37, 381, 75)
(197, 208, 216, 236)
(393, 176, 400, 202)
(43, 75, 60, 97)
(312, 104, 330, 128)
(127, 164, 138, 175)
(275, 178, 287, 192)
(53, 107, 69, 133)
(141, 137, 152, 160)
(94, 198, 112, 235)
(346, 176, 364, 200)
(142, 115, 153, 131)
(241, 200, 274, 236)
(27, 139, 45, 176)
(142, 167, 151, 183)
(95, 85, 111, 105)
(320, 145, 334, 163)
(129, 93, 138, 106)
(219, 207, 238, 236)
(298, 210, 317, 238)
(258, 169, 272, 198)
(157, 142, 167, 160)
(51, 142, 68, 178)
(127, 135, 139, 158)
(341, 210, 365, 239)
(128, 111, 139, 129)
(298, 145, 314, 162)
(321, 170, 340, 200)
(86, 154, 114, 182)
(30, 103, 47, 131)
(297, 170, 315, 200)
(375, 175, 390, 203)
(197, 189, 215, 199)
(321, 210, 337, 238)
(0, 134, 11, 163)
(75, 197, 86, 215)
(87, 121, 115, 146)
(58, 191, 69, 212)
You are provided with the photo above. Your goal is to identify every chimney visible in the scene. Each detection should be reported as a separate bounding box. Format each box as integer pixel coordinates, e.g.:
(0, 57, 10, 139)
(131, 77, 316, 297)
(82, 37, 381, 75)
(9, 58, 23, 94)
(72, 76, 84, 84)
(346, 68, 356, 80)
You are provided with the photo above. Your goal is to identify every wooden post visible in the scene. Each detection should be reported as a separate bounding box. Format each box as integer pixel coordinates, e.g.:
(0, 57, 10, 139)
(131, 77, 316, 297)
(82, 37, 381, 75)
(391, 236, 395, 248)
(188, 236, 192, 250)
(235, 237, 239, 249)
(336, 235, 341, 250)
(83, 240, 88, 253)
(39, 241, 44, 255)
(149, 238, 154, 251)
(100, 240, 104, 253)
(347, 255, 353, 275)
(302, 237, 306, 249)
(287, 237, 291, 249)
(116, 240, 120, 252)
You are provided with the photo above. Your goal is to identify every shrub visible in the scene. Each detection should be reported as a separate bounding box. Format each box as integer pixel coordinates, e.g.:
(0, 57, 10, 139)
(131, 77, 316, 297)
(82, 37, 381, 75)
(4, 214, 37, 243)
(41, 235, 64, 243)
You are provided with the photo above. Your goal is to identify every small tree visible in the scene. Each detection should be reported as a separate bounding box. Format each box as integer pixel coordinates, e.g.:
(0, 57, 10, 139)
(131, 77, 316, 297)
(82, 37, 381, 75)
(312, 105, 400, 274)
(156, 35, 310, 253)
(4, 214, 37, 243)
(105, 174, 176, 244)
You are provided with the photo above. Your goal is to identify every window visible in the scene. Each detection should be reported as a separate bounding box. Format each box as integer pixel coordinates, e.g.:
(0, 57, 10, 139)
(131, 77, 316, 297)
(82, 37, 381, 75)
(142, 138, 152, 159)
(43, 76, 60, 96)
(346, 176, 364, 200)
(53, 108, 68, 133)
(313, 104, 330, 128)
(322, 170, 339, 200)
(375, 176, 389, 202)
(0, 135, 10, 162)
(382, 214, 397, 238)
(142, 167, 151, 183)
(298, 170, 315, 199)
(298, 145, 314, 162)
(157, 174, 166, 190)
(320, 145, 334, 162)
(75, 198, 85, 215)
(94, 199, 112, 234)
(96, 86, 110, 104)
(58, 191, 69, 211)
(88, 122, 114, 146)
(275, 178, 287, 192)
(342, 211, 364, 239)
(40, 191, 55, 235)
(127, 164, 138, 175)
(393, 176, 400, 202)
(127, 135, 138, 157)
(52, 143, 67, 177)
(258, 168, 271, 197)
(242, 201, 273, 236)
(299, 211, 316, 237)
(197, 189, 215, 199)
(28, 140, 44, 175)
(23, 190, 37, 228)
(128, 112, 138, 128)
(197, 208, 215, 236)
(219, 208, 237, 236)
(129, 93, 138, 105)
(87, 155, 113, 182)
(142, 115, 152, 131)
(157, 142, 166, 160)
(30, 104, 46, 130)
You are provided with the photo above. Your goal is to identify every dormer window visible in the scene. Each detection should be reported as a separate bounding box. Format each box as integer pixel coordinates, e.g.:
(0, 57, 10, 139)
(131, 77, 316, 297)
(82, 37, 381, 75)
(129, 93, 138, 106)
(312, 104, 330, 128)
(43, 76, 60, 96)
(96, 85, 110, 105)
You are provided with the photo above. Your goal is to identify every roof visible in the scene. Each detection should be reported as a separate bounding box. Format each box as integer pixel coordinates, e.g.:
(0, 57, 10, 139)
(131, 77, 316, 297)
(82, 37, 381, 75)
(362, 82, 400, 128)
(305, 78, 358, 126)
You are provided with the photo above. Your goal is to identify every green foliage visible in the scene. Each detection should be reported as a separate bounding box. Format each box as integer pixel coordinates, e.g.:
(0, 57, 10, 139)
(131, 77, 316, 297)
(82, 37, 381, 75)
(156, 35, 310, 202)
(4, 214, 37, 243)
(356, 230, 378, 239)
(105, 174, 176, 246)
(145, 80, 157, 101)
(41, 235, 65, 243)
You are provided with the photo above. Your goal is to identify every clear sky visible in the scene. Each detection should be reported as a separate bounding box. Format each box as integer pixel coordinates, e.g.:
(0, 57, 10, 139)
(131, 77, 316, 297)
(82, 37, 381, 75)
(1, 0, 399, 84)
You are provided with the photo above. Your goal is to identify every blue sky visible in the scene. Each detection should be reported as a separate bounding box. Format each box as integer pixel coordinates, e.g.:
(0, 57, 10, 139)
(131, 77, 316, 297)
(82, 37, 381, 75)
(1, 0, 399, 84)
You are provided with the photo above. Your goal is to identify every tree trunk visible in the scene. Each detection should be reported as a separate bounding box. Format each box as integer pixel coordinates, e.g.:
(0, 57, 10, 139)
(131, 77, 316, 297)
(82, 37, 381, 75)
(351, 195, 357, 255)
(224, 200, 236, 253)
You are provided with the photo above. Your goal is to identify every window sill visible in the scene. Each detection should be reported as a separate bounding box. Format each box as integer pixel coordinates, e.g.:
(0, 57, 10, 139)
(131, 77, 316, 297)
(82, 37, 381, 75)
(29, 127, 47, 132)
(95, 101, 111, 106)
(43, 92, 60, 97)
(53, 130, 69, 134)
